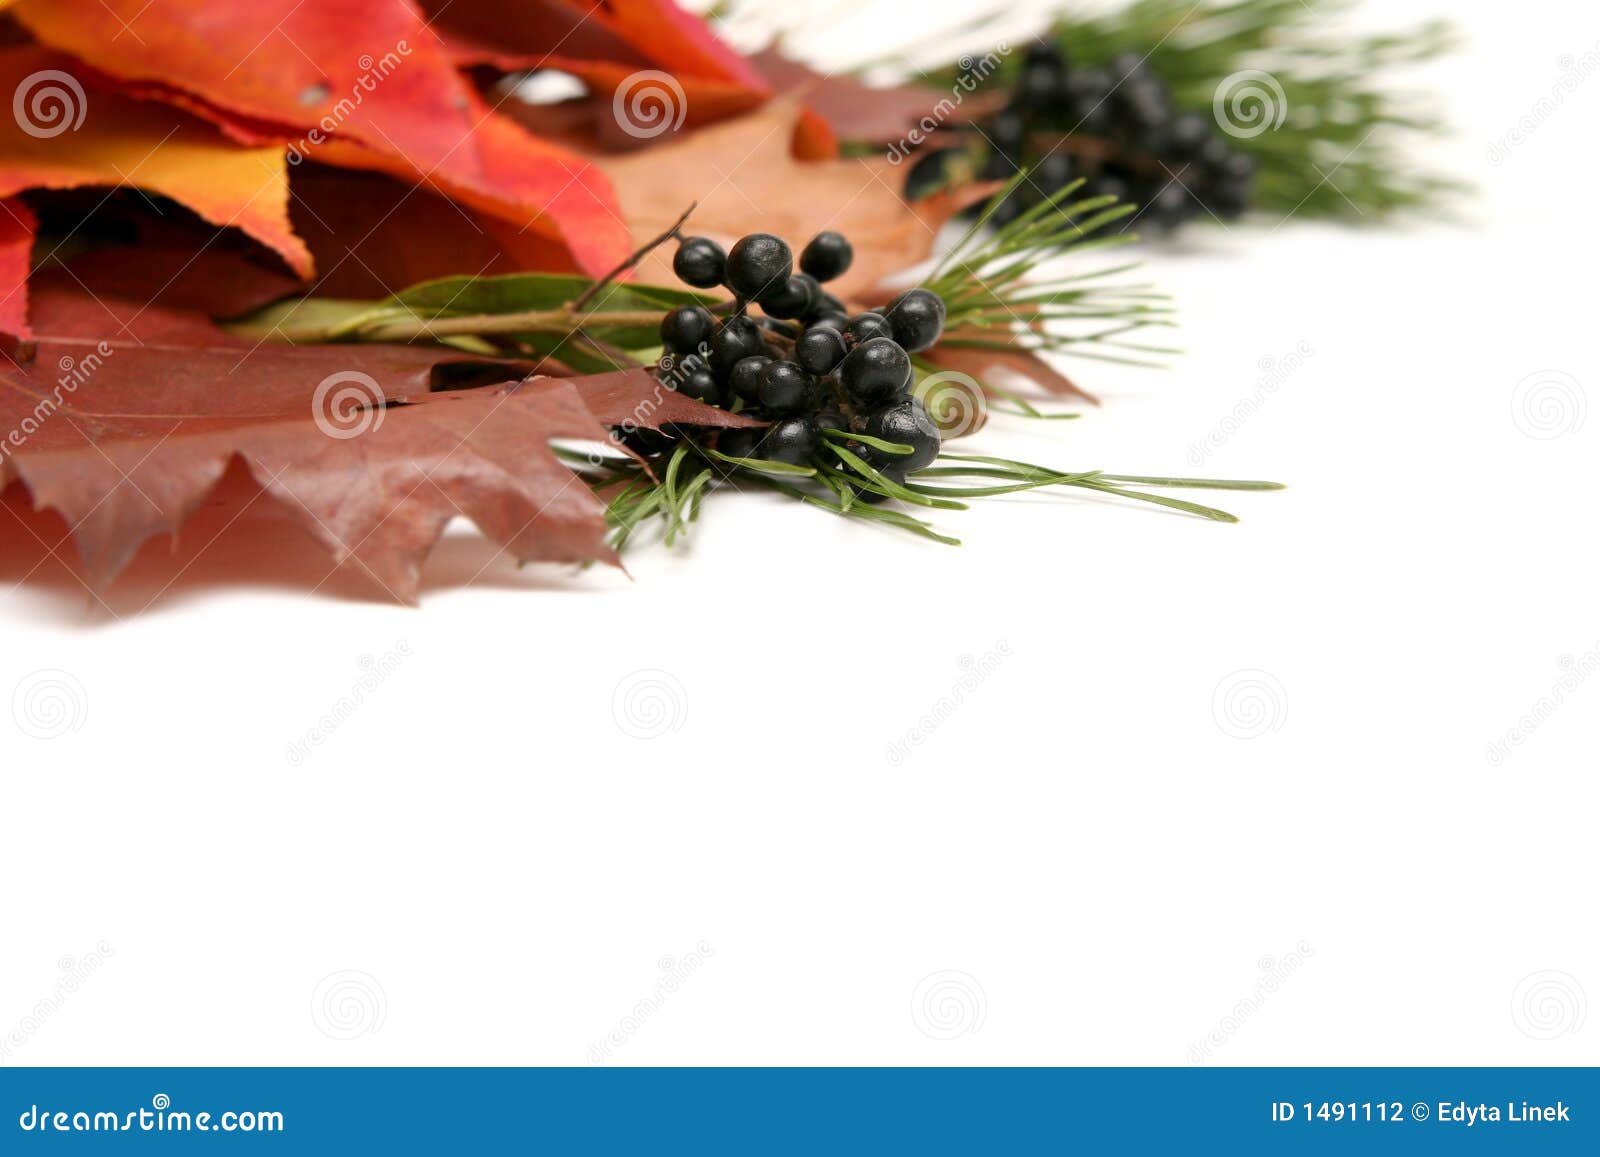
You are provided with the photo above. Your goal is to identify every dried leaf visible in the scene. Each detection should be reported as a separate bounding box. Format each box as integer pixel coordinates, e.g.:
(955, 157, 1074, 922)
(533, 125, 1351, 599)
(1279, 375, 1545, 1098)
(43, 210, 303, 320)
(423, 0, 770, 130)
(597, 99, 974, 300)
(749, 49, 964, 147)
(1, 288, 743, 602)
(284, 165, 584, 300)
(0, 194, 35, 342)
(0, 46, 311, 334)
(9, 0, 630, 276)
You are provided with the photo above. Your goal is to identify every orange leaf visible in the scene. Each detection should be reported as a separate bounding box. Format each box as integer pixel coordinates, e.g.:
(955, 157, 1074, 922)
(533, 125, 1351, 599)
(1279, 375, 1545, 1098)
(9, 0, 631, 277)
(0, 47, 311, 337)
(421, 0, 769, 122)
(0, 195, 36, 341)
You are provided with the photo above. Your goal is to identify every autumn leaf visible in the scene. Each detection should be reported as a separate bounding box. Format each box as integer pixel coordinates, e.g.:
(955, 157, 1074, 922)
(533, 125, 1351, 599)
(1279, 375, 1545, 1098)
(0, 194, 36, 341)
(284, 165, 585, 301)
(0, 46, 311, 335)
(8, 0, 631, 277)
(424, 0, 771, 130)
(596, 99, 985, 300)
(45, 209, 304, 321)
(0, 287, 742, 601)
(748, 49, 983, 149)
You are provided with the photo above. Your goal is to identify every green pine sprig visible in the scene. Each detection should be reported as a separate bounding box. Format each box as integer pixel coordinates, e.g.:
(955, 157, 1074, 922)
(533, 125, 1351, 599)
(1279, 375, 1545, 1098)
(914, 0, 1463, 221)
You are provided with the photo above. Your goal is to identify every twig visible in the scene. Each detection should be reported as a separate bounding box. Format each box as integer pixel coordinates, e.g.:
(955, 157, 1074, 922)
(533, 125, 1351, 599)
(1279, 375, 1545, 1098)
(571, 201, 698, 313)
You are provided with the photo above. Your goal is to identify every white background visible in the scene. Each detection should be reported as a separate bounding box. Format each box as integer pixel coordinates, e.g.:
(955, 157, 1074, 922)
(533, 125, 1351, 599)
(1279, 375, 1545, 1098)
(2, 0, 1596, 1067)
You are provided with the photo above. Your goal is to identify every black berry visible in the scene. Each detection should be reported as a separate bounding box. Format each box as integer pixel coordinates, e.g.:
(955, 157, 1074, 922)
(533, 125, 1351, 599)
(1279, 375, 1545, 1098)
(660, 305, 713, 354)
(799, 231, 853, 282)
(815, 407, 849, 434)
(761, 275, 814, 320)
(673, 237, 726, 289)
(864, 398, 940, 471)
(709, 316, 764, 378)
(757, 360, 822, 415)
(845, 312, 894, 345)
(678, 369, 722, 405)
(618, 425, 676, 456)
(717, 425, 763, 460)
(728, 354, 772, 402)
(839, 337, 911, 407)
(796, 325, 848, 376)
(726, 233, 793, 300)
(757, 415, 819, 465)
(882, 289, 946, 353)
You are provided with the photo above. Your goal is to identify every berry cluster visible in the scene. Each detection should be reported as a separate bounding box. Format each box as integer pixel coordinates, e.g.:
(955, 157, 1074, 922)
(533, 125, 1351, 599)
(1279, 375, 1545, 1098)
(639, 229, 948, 495)
(965, 42, 1257, 229)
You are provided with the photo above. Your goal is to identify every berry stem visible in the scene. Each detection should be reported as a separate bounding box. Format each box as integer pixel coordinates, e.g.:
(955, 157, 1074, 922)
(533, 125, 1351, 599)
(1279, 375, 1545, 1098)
(570, 201, 698, 313)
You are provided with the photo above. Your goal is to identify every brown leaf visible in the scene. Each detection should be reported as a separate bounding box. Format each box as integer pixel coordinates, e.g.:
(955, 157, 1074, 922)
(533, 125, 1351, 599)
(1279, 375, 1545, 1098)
(559, 367, 761, 431)
(0, 288, 743, 602)
(748, 49, 963, 148)
(42, 208, 303, 320)
(596, 99, 973, 301)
